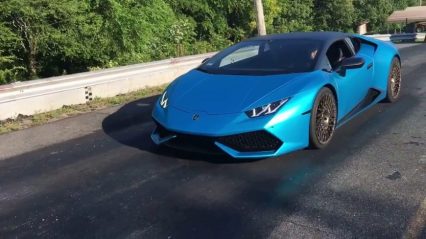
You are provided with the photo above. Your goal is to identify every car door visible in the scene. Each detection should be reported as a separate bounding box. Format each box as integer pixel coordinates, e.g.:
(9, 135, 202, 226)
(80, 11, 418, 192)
(326, 38, 372, 119)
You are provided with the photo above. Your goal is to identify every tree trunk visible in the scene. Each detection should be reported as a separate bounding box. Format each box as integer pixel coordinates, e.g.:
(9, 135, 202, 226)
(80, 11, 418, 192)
(254, 0, 267, 36)
(27, 48, 37, 79)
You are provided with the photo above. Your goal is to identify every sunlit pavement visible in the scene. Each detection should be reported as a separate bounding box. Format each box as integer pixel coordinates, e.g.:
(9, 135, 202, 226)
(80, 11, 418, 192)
(0, 44, 425, 239)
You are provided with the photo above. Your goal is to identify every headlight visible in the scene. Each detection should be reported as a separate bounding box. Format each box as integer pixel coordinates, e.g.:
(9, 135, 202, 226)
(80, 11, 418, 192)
(245, 98, 289, 118)
(159, 91, 168, 109)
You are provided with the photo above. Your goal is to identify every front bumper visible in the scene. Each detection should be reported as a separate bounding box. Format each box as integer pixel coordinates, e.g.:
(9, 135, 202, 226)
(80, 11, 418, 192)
(151, 93, 312, 158)
(151, 121, 283, 158)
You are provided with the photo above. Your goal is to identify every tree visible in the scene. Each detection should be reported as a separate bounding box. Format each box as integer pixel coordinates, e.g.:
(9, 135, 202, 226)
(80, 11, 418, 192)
(89, 0, 180, 63)
(0, 22, 26, 84)
(391, 0, 419, 9)
(0, 0, 107, 78)
(313, 0, 355, 32)
(269, 0, 314, 33)
(353, 0, 393, 33)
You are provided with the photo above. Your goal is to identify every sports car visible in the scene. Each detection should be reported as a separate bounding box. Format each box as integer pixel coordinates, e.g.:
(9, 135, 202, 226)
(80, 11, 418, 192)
(151, 32, 401, 158)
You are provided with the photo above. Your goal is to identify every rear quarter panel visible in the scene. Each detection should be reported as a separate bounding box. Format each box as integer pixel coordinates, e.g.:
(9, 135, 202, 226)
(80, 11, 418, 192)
(357, 35, 400, 94)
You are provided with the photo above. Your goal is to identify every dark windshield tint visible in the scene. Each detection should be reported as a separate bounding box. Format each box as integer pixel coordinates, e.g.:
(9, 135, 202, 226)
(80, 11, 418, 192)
(198, 39, 322, 75)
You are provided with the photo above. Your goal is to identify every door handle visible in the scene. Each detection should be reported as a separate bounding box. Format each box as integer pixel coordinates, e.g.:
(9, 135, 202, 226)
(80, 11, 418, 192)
(367, 63, 373, 70)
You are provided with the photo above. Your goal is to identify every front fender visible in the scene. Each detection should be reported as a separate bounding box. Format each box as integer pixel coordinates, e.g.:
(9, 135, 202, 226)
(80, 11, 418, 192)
(255, 70, 338, 119)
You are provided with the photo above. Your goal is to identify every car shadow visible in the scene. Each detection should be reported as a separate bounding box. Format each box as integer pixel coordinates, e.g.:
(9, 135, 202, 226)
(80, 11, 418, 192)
(101, 96, 265, 164)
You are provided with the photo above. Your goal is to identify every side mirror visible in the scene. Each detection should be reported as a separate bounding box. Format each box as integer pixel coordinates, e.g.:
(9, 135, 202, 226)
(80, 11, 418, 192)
(341, 57, 365, 69)
(336, 57, 365, 77)
(202, 58, 210, 64)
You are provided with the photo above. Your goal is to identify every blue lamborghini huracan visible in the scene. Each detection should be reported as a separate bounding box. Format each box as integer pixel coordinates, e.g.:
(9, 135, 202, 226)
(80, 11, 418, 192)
(151, 32, 401, 158)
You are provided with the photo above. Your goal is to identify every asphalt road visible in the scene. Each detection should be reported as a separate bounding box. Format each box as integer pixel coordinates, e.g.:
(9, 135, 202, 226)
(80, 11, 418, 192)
(0, 44, 425, 239)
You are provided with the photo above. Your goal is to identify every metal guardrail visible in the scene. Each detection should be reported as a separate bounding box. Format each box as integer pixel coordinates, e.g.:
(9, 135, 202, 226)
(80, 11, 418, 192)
(368, 33, 426, 42)
(0, 52, 215, 120)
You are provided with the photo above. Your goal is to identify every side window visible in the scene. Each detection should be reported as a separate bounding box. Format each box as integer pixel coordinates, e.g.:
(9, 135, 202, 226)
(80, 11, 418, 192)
(320, 57, 333, 71)
(326, 40, 354, 70)
(350, 37, 361, 54)
(219, 45, 260, 67)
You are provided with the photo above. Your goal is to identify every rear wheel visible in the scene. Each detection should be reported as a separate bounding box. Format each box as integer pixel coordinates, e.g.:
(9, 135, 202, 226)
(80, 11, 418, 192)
(385, 57, 402, 102)
(309, 88, 337, 149)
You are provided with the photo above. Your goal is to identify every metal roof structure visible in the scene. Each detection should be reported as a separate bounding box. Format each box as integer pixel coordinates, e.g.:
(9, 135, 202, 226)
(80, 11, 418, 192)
(387, 6, 426, 23)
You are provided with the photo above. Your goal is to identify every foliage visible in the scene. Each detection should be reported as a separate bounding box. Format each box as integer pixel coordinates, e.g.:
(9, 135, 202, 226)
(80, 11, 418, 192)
(0, 0, 421, 84)
(314, 0, 355, 32)
(269, 0, 314, 33)
(0, 22, 26, 84)
(353, 0, 394, 33)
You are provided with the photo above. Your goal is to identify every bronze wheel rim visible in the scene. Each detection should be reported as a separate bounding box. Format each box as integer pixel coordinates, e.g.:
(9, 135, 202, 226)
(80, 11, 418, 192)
(390, 62, 401, 98)
(315, 93, 337, 145)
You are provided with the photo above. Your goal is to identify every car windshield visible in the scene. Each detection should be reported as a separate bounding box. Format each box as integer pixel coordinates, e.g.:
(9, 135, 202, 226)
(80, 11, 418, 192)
(198, 39, 322, 76)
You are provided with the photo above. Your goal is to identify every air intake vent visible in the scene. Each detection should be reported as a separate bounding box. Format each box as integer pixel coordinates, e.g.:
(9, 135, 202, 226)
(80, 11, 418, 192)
(218, 130, 282, 152)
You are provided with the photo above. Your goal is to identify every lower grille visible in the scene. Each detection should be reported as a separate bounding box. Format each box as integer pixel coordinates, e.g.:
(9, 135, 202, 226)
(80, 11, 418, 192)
(153, 121, 282, 153)
(217, 131, 282, 152)
(166, 134, 222, 154)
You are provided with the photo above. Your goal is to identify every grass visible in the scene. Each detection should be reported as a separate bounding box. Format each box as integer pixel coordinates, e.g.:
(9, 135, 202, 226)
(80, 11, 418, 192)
(0, 84, 167, 134)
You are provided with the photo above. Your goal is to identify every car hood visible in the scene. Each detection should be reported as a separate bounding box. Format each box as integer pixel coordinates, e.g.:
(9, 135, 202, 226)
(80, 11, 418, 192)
(169, 69, 310, 115)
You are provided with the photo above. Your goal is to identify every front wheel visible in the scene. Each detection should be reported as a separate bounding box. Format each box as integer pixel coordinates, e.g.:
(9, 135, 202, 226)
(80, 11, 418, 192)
(309, 88, 337, 149)
(384, 57, 402, 103)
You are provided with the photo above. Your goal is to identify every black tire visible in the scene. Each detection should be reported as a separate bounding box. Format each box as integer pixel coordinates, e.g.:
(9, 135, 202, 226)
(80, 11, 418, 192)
(309, 87, 337, 149)
(384, 57, 402, 103)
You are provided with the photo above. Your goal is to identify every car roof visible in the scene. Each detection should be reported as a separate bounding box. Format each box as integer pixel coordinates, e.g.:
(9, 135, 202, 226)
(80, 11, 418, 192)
(247, 31, 351, 43)
(242, 32, 355, 71)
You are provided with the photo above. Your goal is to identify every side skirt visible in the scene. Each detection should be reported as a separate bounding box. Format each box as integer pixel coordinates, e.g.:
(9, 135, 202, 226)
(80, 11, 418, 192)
(337, 88, 382, 127)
